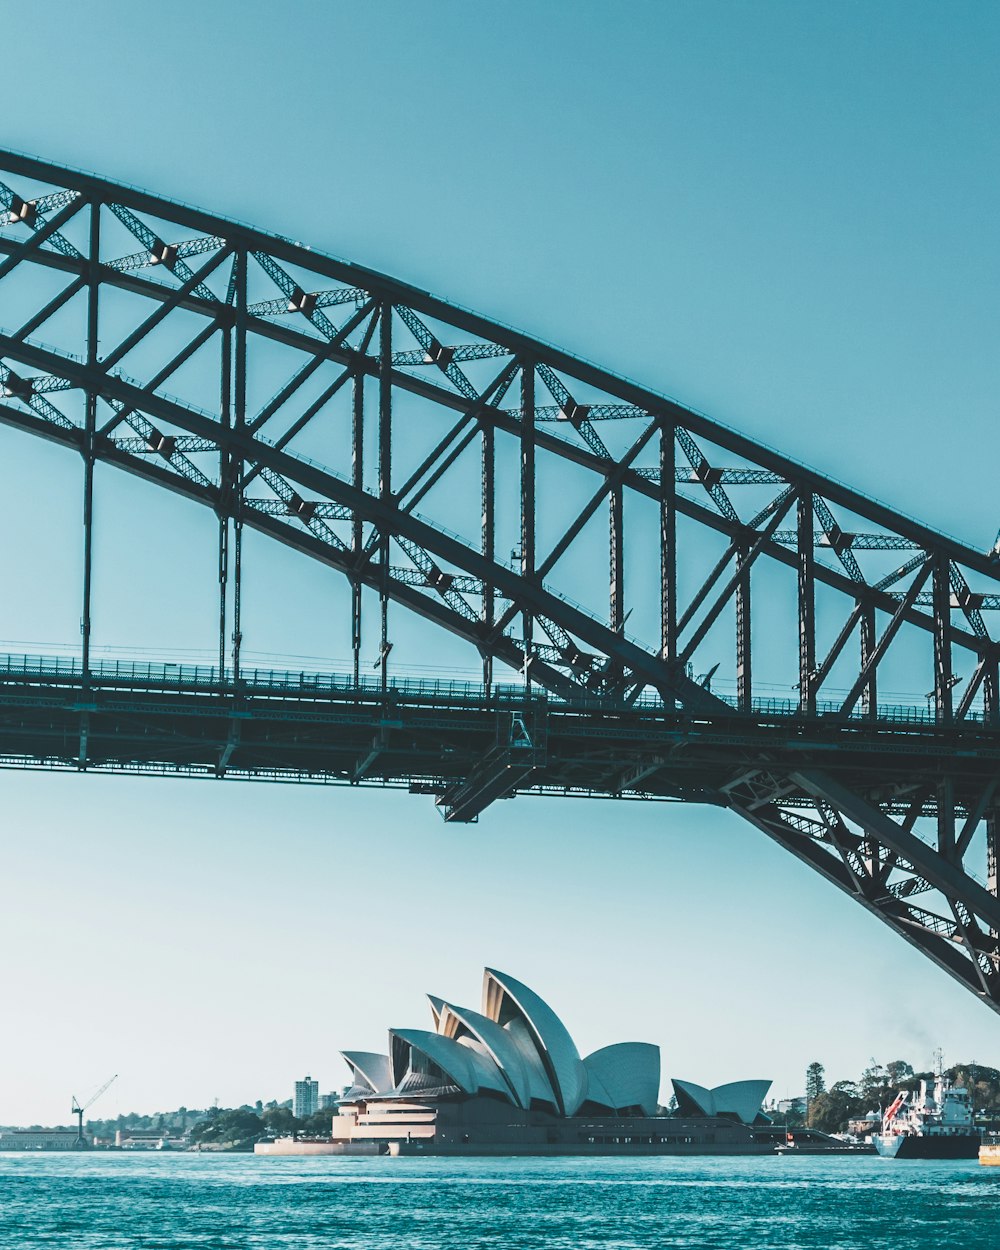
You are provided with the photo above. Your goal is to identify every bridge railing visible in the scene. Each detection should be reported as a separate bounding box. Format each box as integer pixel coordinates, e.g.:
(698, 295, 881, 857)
(0, 652, 981, 729)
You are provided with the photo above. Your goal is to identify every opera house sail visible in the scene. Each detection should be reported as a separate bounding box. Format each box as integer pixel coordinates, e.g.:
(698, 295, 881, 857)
(323, 967, 782, 1156)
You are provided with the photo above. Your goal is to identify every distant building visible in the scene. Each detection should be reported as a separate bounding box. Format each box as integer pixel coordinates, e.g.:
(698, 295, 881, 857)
(320, 1093, 339, 1111)
(294, 1077, 319, 1119)
(0, 1129, 79, 1151)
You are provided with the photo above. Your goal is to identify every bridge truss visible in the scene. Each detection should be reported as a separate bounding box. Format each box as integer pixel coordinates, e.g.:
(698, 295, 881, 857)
(1, 150, 1000, 1012)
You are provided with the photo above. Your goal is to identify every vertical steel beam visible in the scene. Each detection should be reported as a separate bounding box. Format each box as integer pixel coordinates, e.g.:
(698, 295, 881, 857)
(352, 367, 364, 686)
(378, 302, 392, 691)
(218, 317, 232, 683)
(520, 363, 535, 683)
(609, 482, 623, 634)
(660, 421, 676, 663)
(860, 603, 876, 718)
(933, 556, 953, 726)
(482, 419, 495, 692)
(797, 492, 816, 715)
(736, 540, 751, 711)
(81, 199, 99, 687)
(78, 198, 100, 771)
(232, 249, 247, 684)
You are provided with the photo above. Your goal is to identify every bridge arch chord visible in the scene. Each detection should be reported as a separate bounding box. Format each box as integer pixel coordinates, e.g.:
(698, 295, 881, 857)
(0, 151, 999, 1013)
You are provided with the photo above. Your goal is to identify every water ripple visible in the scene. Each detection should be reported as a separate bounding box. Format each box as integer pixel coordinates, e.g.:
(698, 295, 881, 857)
(0, 1153, 997, 1249)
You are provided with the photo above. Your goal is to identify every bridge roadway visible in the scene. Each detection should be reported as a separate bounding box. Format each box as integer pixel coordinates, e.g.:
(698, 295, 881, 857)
(1, 654, 996, 825)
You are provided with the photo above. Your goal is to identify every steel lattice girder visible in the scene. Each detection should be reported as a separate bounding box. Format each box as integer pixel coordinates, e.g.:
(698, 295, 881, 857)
(1, 149, 999, 1013)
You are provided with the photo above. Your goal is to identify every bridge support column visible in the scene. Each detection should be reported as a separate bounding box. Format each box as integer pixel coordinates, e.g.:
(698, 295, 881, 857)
(659, 420, 676, 663)
(230, 248, 248, 685)
(736, 539, 751, 712)
(797, 492, 815, 716)
(378, 301, 392, 691)
(218, 316, 232, 682)
(80, 199, 100, 691)
(609, 483, 623, 634)
(933, 555, 953, 726)
(520, 364, 535, 686)
(860, 604, 877, 718)
(482, 419, 495, 694)
(352, 362, 364, 686)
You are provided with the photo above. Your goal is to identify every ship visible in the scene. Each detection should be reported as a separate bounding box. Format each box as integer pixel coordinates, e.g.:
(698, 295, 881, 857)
(873, 1064, 980, 1160)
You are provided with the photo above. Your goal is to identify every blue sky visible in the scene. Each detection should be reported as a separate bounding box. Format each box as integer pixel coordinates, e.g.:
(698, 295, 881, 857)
(1, 0, 999, 1125)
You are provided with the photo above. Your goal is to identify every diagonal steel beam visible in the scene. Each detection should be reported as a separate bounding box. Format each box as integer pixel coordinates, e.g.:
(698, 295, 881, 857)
(731, 793, 1000, 1008)
(838, 559, 933, 716)
(0, 194, 86, 280)
(791, 769, 1000, 931)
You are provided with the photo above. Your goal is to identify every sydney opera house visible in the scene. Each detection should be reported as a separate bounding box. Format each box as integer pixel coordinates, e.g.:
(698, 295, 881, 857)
(328, 967, 776, 1155)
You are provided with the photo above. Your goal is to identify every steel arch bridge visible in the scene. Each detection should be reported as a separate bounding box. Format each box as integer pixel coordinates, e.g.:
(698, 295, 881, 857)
(1, 149, 999, 1012)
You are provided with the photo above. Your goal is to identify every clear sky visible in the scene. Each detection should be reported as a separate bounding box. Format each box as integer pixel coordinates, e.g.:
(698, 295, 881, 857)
(1, 0, 999, 1126)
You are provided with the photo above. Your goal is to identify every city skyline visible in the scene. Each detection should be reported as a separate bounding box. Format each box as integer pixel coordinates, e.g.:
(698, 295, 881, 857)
(1, 0, 999, 1127)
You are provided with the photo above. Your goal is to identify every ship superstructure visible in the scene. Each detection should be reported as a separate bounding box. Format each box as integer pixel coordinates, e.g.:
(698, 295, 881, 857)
(873, 1064, 980, 1159)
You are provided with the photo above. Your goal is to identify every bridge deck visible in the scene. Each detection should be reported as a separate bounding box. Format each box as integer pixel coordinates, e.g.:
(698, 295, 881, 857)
(0, 656, 994, 820)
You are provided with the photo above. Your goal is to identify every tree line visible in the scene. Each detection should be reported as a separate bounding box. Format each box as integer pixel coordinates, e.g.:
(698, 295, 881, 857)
(190, 1103, 335, 1149)
(84, 1098, 334, 1147)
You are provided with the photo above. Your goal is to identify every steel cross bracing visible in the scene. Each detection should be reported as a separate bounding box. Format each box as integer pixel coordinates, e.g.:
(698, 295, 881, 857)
(1, 151, 1000, 1013)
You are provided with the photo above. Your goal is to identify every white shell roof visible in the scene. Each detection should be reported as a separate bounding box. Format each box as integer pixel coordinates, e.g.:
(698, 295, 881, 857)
(389, 1028, 513, 1102)
(672, 1077, 771, 1125)
(340, 1051, 392, 1095)
(712, 1080, 772, 1125)
(583, 1043, 660, 1117)
(339, 967, 670, 1121)
(437, 1001, 556, 1110)
(501, 1017, 561, 1110)
(672, 1078, 715, 1117)
(482, 968, 588, 1116)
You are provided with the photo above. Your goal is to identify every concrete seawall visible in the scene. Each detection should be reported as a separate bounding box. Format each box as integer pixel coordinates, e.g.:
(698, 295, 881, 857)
(254, 1139, 380, 1157)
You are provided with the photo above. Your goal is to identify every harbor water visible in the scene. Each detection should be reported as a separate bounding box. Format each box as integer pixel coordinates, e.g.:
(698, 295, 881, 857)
(0, 1152, 997, 1249)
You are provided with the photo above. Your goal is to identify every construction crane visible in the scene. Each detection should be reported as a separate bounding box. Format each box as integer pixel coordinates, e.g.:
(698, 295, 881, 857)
(71, 1074, 118, 1144)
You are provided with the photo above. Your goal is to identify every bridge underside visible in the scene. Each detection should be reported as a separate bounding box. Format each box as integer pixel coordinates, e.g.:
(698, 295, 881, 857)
(2, 658, 996, 804)
(0, 150, 998, 1016)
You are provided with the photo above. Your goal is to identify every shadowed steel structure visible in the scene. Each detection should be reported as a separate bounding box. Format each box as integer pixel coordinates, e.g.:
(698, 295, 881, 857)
(1, 150, 1000, 1012)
